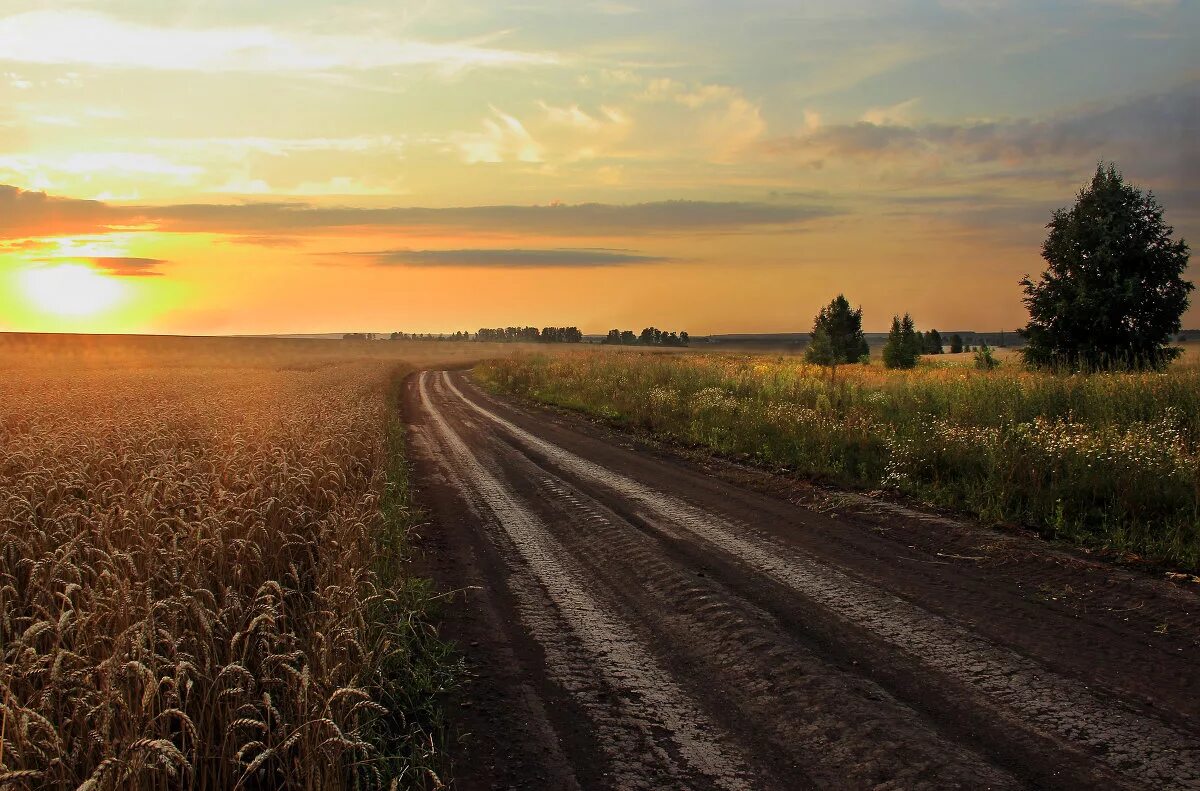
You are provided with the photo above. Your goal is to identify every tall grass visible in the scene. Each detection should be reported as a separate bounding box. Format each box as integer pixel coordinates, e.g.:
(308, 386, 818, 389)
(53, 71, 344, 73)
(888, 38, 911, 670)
(478, 351, 1200, 570)
(0, 356, 455, 789)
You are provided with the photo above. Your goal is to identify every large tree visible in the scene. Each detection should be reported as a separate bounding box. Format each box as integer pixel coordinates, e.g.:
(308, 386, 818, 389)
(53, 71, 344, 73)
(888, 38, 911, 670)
(1020, 164, 1192, 370)
(805, 294, 869, 366)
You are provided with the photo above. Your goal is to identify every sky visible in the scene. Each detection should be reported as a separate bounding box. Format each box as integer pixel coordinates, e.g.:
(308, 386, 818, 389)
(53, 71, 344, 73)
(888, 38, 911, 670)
(0, 0, 1196, 336)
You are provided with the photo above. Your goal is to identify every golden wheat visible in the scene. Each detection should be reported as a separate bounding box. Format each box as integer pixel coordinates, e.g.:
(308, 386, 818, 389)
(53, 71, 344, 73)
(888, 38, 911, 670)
(0, 344, 435, 790)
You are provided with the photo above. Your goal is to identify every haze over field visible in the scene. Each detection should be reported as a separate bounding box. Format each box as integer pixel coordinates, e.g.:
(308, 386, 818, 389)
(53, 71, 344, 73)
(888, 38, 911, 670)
(0, 0, 1196, 335)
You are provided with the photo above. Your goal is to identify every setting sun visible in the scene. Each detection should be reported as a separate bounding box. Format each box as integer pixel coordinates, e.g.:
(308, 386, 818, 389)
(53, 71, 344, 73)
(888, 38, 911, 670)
(18, 263, 128, 318)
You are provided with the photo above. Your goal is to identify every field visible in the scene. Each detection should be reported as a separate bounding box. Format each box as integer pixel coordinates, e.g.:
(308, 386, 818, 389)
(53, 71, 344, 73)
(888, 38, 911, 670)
(477, 347, 1200, 570)
(0, 335, 493, 790)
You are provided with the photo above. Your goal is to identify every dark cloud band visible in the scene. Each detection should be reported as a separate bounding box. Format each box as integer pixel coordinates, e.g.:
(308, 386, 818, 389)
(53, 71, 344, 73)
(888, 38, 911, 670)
(344, 247, 672, 268)
(0, 186, 834, 240)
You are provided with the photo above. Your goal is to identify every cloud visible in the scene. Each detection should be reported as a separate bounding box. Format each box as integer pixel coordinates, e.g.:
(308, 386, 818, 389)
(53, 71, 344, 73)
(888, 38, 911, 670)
(0, 185, 835, 239)
(0, 10, 557, 74)
(345, 247, 672, 268)
(0, 153, 203, 193)
(0, 185, 120, 237)
(451, 107, 544, 164)
(82, 256, 167, 277)
(760, 81, 1199, 192)
(445, 77, 765, 168)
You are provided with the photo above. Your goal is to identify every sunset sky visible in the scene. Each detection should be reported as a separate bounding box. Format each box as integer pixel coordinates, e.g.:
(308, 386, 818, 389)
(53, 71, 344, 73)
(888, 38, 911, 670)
(0, 0, 1196, 336)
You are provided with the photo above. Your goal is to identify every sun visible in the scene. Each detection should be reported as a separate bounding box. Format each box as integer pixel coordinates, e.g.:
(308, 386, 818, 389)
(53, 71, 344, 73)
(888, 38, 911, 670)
(18, 263, 129, 318)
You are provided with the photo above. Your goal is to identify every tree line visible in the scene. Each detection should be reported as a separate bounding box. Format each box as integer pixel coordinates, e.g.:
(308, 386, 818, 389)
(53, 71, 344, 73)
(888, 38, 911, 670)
(806, 165, 1192, 373)
(475, 327, 584, 343)
(345, 328, 584, 342)
(807, 298, 1003, 371)
(602, 327, 690, 346)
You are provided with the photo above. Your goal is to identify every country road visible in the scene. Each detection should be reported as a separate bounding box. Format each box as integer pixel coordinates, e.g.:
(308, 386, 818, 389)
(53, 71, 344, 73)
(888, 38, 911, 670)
(405, 369, 1200, 790)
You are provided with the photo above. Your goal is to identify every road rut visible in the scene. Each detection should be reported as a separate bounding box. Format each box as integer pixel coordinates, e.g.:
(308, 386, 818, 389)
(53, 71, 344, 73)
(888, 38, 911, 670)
(406, 370, 1200, 790)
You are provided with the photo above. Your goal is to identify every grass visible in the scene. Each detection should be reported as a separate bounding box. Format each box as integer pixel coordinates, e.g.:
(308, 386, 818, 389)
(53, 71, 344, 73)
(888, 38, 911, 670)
(477, 348, 1200, 571)
(0, 336, 476, 790)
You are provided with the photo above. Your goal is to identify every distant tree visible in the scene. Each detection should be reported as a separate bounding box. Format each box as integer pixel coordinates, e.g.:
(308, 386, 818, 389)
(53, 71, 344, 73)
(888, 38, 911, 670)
(949, 333, 963, 354)
(1020, 163, 1192, 370)
(924, 329, 943, 354)
(679, 331, 690, 346)
(620, 330, 637, 345)
(883, 314, 921, 369)
(805, 295, 869, 367)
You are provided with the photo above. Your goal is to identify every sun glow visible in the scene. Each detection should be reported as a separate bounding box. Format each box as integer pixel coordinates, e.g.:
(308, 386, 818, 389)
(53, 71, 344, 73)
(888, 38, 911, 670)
(18, 264, 129, 317)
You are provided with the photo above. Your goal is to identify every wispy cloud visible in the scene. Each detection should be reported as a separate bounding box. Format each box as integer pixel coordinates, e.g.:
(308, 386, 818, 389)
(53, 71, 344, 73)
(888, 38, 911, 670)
(343, 247, 672, 268)
(0, 10, 557, 74)
(451, 107, 544, 164)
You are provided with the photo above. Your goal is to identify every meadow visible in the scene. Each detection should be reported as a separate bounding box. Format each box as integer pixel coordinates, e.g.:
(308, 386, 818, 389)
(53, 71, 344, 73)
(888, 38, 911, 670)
(477, 347, 1200, 570)
(0, 335, 491, 791)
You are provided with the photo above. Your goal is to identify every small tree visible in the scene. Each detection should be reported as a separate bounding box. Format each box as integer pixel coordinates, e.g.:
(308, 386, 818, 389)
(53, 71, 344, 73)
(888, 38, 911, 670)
(805, 295, 869, 367)
(882, 316, 904, 368)
(949, 333, 963, 354)
(1020, 163, 1192, 370)
(974, 341, 1000, 370)
(882, 314, 921, 369)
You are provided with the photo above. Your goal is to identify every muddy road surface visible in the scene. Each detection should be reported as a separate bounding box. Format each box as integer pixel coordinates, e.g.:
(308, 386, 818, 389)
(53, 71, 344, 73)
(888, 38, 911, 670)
(405, 369, 1200, 790)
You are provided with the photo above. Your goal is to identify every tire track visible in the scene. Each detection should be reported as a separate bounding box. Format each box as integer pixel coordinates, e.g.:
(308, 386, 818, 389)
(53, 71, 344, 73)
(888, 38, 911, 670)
(417, 371, 754, 790)
(441, 371, 1200, 790)
(497, 458, 1024, 789)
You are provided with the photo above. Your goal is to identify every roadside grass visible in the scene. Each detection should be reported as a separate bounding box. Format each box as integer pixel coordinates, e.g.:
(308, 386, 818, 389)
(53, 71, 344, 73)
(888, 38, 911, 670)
(354, 372, 463, 789)
(476, 351, 1200, 571)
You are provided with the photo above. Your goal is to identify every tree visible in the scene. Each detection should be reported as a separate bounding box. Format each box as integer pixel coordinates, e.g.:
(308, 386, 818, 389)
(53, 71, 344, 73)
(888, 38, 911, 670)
(679, 331, 690, 346)
(924, 329, 943, 354)
(975, 341, 1000, 370)
(949, 333, 963, 354)
(805, 295, 869, 367)
(806, 324, 838, 368)
(883, 313, 921, 369)
(1020, 163, 1192, 370)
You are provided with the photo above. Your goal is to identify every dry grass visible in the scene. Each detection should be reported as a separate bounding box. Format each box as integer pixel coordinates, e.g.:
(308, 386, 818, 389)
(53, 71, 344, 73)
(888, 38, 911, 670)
(0, 335, 480, 790)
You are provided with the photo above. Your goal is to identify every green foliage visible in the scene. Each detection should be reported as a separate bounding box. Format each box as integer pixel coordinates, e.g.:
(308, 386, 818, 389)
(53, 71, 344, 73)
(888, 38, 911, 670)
(949, 333, 964, 354)
(806, 294, 869, 366)
(1021, 163, 1193, 371)
(477, 352, 1200, 570)
(974, 342, 1000, 370)
(882, 314, 921, 369)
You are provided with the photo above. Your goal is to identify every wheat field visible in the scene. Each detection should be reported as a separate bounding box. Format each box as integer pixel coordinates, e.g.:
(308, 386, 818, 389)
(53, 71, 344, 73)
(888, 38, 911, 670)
(0, 337, 476, 790)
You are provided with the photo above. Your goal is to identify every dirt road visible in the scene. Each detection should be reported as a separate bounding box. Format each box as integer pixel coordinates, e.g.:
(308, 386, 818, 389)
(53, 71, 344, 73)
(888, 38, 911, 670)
(405, 369, 1200, 790)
